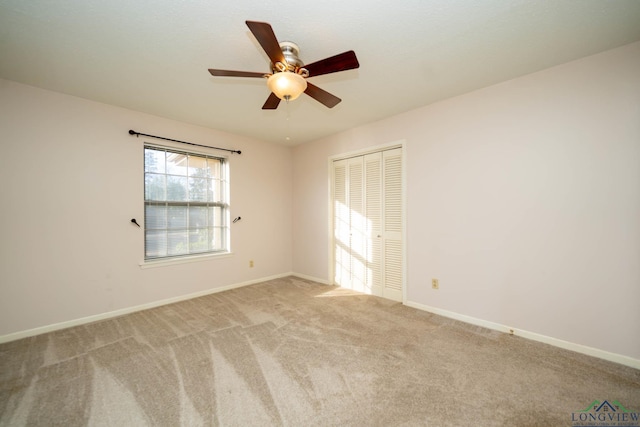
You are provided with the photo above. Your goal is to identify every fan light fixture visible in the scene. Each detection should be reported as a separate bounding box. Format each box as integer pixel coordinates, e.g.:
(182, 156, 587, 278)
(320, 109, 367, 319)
(267, 71, 307, 101)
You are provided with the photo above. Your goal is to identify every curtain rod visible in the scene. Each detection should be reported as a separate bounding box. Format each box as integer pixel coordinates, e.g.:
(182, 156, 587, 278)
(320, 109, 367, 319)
(128, 130, 241, 154)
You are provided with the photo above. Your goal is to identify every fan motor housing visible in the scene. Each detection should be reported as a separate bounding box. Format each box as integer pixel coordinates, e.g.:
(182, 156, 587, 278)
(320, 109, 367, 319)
(275, 41, 304, 71)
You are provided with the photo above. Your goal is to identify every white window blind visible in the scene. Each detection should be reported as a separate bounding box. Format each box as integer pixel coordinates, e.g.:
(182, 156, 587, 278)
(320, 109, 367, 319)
(144, 146, 229, 260)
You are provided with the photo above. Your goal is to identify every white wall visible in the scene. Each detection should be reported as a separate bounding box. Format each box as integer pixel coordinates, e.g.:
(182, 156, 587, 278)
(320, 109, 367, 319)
(0, 79, 293, 336)
(292, 42, 640, 361)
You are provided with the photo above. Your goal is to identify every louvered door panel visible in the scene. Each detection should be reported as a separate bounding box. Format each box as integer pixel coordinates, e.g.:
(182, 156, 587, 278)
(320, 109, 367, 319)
(333, 160, 350, 287)
(365, 152, 382, 296)
(348, 157, 366, 293)
(382, 148, 403, 301)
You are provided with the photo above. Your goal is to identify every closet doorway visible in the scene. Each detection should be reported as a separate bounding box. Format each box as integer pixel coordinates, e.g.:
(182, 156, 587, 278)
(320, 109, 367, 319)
(331, 146, 404, 302)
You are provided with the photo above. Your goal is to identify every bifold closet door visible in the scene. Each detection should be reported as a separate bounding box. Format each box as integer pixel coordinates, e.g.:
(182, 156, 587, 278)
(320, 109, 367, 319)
(333, 156, 367, 292)
(333, 158, 350, 288)
(364, 152, 383, 296)
(332, 147, 403, 302)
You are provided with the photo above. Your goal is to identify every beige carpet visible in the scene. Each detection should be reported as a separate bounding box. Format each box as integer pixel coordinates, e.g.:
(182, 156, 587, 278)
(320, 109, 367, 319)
(1, 276, 638, 426)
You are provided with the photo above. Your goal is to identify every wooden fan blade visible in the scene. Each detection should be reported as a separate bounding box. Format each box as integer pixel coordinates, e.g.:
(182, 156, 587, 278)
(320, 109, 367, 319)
(262, 92, 281, 110)
(208, 69, 266, 78)
(304, 82, 341, 108)
(304, 51, 359, 78)
(246, 21, 285, 65)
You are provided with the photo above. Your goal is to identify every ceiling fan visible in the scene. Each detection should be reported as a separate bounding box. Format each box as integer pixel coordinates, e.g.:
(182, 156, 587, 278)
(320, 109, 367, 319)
(208, 20, 359, 109)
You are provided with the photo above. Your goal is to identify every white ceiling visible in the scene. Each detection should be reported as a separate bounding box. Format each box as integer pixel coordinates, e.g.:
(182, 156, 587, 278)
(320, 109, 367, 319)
(1, 1, 640, 146)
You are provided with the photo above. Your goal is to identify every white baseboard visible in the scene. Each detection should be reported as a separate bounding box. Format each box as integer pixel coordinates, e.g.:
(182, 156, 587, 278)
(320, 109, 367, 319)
(291, 272, 332, 285)
(0, 272, 292, 344)
(404, 300, 640, 370)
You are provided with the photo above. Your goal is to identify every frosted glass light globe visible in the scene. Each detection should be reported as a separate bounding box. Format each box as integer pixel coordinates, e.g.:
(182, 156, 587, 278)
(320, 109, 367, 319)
(267, 71, 307, 101)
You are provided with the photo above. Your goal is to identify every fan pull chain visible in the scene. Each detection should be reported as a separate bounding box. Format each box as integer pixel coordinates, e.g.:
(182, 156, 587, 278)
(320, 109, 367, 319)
(285, 98, 291, 141)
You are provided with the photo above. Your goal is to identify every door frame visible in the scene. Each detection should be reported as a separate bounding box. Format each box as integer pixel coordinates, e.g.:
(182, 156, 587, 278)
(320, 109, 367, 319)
(327, 140, 407, 302)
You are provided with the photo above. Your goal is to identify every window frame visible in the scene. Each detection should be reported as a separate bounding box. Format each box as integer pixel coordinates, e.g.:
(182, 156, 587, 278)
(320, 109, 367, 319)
(142, 143, 231, 263)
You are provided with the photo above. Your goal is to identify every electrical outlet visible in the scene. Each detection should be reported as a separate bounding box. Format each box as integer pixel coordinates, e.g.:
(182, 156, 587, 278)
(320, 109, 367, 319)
(249, 260, 254, 268)
(432, 278, 439, 289)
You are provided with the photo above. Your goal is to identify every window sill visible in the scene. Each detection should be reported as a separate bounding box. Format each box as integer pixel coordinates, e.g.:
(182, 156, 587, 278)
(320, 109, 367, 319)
(139, 252, 233, 269)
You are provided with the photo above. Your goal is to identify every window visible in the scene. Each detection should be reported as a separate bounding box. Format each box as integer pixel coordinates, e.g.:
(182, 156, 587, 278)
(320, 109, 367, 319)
(144, 145, 229, 260)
